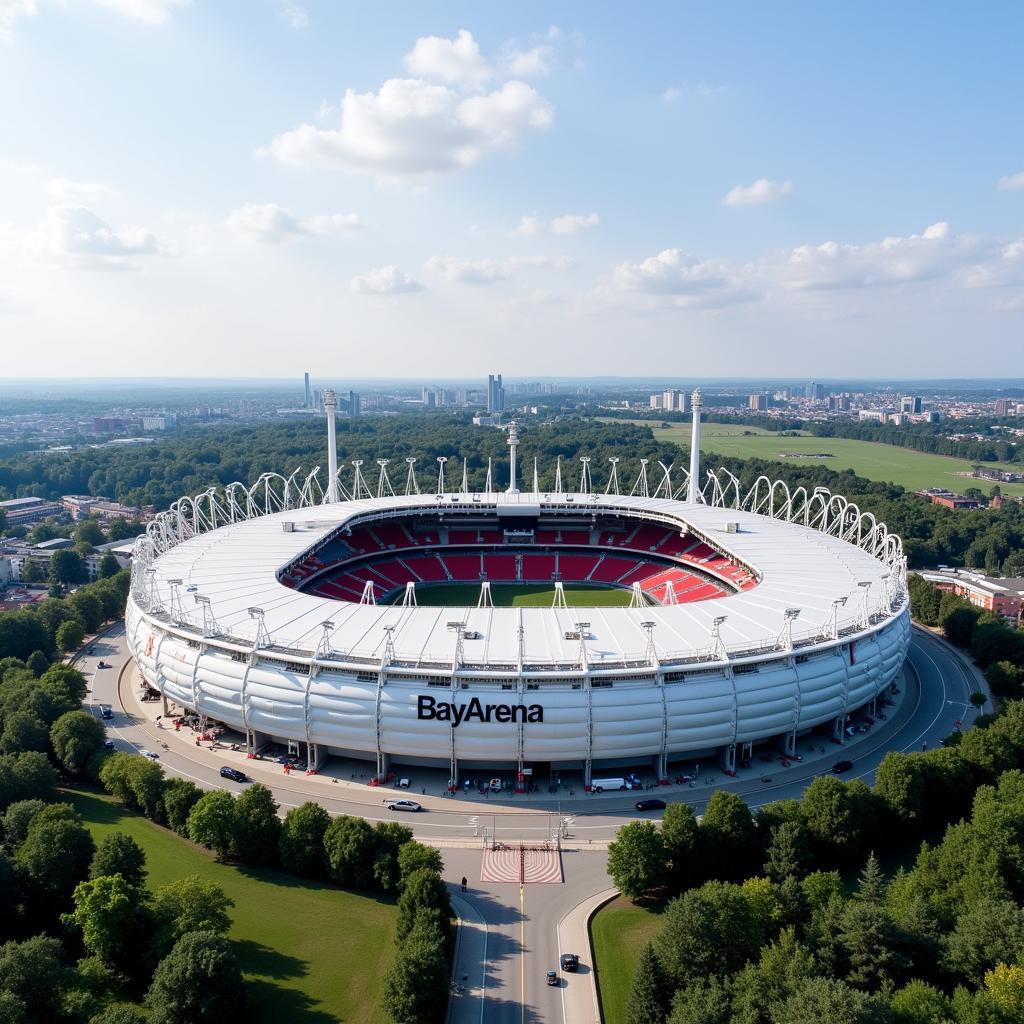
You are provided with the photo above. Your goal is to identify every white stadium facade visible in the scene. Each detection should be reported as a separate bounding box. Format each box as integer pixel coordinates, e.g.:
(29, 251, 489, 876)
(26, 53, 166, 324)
(126, 392, 911, 786)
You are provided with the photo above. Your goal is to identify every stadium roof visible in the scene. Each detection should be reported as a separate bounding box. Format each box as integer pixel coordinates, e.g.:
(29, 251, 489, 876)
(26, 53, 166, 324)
(143, 493, 896, 667)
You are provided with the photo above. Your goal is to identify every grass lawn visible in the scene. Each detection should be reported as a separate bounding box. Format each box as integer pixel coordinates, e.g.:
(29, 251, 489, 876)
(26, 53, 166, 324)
(65, 788, 396, 1024)
(590, 896, 665, 1024)
(600, 417, 1024, 497)
(390, 582, 635, 607)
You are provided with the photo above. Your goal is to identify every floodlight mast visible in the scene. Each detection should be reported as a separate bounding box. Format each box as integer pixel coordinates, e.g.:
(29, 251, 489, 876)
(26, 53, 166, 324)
(688, 388, 703, 503)
(506, 420, 520, 494)
(323, 389, 339, 503)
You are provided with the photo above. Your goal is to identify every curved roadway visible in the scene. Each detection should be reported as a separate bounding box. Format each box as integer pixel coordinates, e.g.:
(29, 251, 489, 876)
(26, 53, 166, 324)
(79, 624, 980, 1024)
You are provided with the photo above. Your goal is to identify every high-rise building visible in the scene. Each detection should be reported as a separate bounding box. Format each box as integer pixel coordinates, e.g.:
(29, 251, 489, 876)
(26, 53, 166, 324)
(679, 391, 692, 414)
(304, 372, 312, 408)
(662, 389, 679, 412)
(995, 399, 1014, 416)
(828, 394, 851, 412)
(806, 381, 825, 400)
(487, 374, 505, 414)
(649, 394, 662, 409)
(424, 389, 436, 410)
(348, 390, 360, 417)
(748, 393, 768, 412)
(900, 396, 922, 415)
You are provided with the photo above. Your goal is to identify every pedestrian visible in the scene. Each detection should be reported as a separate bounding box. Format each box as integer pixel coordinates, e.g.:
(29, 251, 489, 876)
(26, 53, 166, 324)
(461, 876, 467, 892)
(922, 741, 928, 751)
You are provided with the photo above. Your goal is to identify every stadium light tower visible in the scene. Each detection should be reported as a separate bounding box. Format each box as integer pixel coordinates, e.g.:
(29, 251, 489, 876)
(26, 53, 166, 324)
(688, 388, 703, 503)
(323, 389, 339, 503)
(506, 419, 520, 494)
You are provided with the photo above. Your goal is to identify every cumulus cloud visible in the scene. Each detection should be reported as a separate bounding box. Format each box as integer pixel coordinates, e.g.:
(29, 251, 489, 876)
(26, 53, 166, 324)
(404, 28, 490, 85)
(425, 253, 571, 284)
(47, 177, 117, 203)
(226, 203, 364, 242)
(997, 170, 1024, 192)
(505, 43, 556, 77)
(723, 178, 793, 207)
(279, 0, 307, 29)
(0, 0, 36, 42)
(661, 86, 682, 104)
(612, 248, 756, 307)
(350, 265, 422, 294)
(91, 0, 189, 25)
(513, 212, 598, 237)
(34, 205, 161, 268)
(264, 76, 552, 181)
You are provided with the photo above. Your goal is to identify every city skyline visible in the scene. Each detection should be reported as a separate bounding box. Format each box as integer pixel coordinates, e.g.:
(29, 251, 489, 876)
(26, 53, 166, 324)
(1, 3, 1023, 378)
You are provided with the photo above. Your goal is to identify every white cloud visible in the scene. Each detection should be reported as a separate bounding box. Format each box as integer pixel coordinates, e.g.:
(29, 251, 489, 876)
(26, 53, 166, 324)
(505, 44, 556, 77)
(0, 0, 36, 43)
(279, 0, 307, 29)
(551, 212, 599, 235)
(425, 253, 571, 284)
(34, 205, 161, 268)
(264, 76, 552, 181)
(47, 177, 117, 203)
(723, 178, 793, 206)
(513, 212, 599, 237)
(997, 171, 1024, 192)
(404, 29, 490, 86)
(91, 0, 189, 25)
(226, 203, 363, 242)
(661, 86, 682, 104)
(350, 265, 422, 294)
(612, 248, 756, 307)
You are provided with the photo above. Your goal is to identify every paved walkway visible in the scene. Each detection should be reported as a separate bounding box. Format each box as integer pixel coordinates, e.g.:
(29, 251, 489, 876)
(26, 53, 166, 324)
(557, 887, 619, 1024)
(448, 893, 488, 1024)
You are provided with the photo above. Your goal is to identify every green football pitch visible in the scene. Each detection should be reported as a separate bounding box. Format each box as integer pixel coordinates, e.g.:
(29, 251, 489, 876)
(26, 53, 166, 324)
(389, 582, 636, 607)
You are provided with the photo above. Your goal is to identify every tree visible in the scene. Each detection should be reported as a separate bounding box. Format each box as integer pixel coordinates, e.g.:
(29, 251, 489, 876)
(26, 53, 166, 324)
(608, 821, 666, 899)
(627, 942, 670, 1024)
(50, 710, 107, 776)
(661, 803, 700, 892)
(667, 976, 730, 1024)
(939, 599, 982, 648)
(801, 776, 876, 864)
(20, 559, 44, 584)
(729, 927, 818, 1024)
(771, 976, 890, 1024)
(373, 820, 414, 892)
(65, 873, 148, 968)
(0, 710, 49, 755)
(89, 1007, 147, 1024)
(698, 790, 759, 881)
(943, 897, 1024, 984)
(907, 576, 941, 626)
(875, 752, 928, 829)
(55, 618, 86, 653)
(765, 820, 811, 882)
(99, 752, 137, 805)
(187, 791, 237, 861)
(381, 918, 450, 1024)
(983, 963, 1024, 1019)
(323, 814, 378, 889)
(839, 898, 909, 991)
(146, 931, 245, 1024)
(888, 980, 952, 1024)
(74, 520, 106, 547)
(855, 853, 887, 904)
(1, 798, 48, 847)
(397, 840, 444, 891)
(124, 756, 166, 821)
(69, 591, 104, 634)
(98, 552, 121, 579)
(278, 801, 330, 877)
(395, 868, 453, 946)
(161, 777, 203, 836)
(49, 549, 87, 587)
(0, 935, 75, 1021)
(25, 650, 48, 677)
(230, 783, 280, 866)
(14, 815, 95, 907)
(151, 875, 234, 960)
(0, 750, 57, 809)
(91, 832, 147, 889)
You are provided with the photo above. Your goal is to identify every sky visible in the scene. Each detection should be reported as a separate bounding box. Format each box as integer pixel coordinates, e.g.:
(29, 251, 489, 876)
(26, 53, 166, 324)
(0, 1, 1023, 380)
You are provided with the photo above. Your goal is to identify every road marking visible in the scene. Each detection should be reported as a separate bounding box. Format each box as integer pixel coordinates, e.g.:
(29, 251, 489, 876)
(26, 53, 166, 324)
(520, 884, 526, 1024)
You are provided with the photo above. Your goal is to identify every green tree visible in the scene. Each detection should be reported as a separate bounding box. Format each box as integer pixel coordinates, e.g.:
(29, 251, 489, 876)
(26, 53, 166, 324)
(187, 791, 237, 861)
(608, 821, 666, 899)
(397, 840, 445, 891)
(667, 976, 730, 1024)
(14, 814, 95, 907)
(146, 931, 245, 1024)
(98, 552, 122, 579)
(0, 935, 75, 1022)
(661, 803, 700, 893)
(323, 814, 378, 889)
(875, 752, 928, 829)
(888, 980, 953, 1024)
(907, 576, 942, 626)
(69, 591, 103, 633)
(0, 750, 57, 809)
(801, 776, 876, 864)
(839, 898, 909, 990)
(381, 918, 450, 1024)
(278, 801, 330, 877)
(0, 710, 49, 755)
(90, 832, 147, 889)
(151, 875, 234, 960)
(124, 756, 166, 820)
(1, 798, 48, 847)
(49, 549, 87, 587)
(74, 520, 106, 547)
(161, 777, 203, 836)
(943, 897, 1024, 984)
(395, 868, 453, 946)
(89, 1007, 148, 1024)
(20, 559, 44, 584)
(765, 820, 812, 882)
(55, 618, 86, 653)
(983, 963, 1024, 1019)
(770, 976, 890, 1024)
(372, 820, 414, 892)
(50, 709, 107, 776)
(230, 783, 280, 866)
(627, 942, 671, 1024)
(25, 650, 49, 677)
(65, 873, 148, 968)
(855, 853, 887, 904)
(699, 790, 759, 881)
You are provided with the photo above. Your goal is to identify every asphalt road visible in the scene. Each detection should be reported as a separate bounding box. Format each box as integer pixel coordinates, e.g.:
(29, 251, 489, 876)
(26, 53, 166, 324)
(78, 623, 981, 1024)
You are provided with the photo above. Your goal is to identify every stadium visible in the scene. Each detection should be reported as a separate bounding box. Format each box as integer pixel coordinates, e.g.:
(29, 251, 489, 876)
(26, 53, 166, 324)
(126, 393, 911, 787)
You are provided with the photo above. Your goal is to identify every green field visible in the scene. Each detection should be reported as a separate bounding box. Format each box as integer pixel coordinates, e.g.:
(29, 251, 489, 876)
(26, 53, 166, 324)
(66, 788, 396, 1024)
(601, 418, 1024, 498)
(391, 582, 635, 607)
(590, 896, 665, 1024)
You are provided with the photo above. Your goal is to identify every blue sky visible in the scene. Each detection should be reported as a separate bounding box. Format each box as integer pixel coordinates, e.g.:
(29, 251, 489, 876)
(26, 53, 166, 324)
(1, 0, 1022, 378)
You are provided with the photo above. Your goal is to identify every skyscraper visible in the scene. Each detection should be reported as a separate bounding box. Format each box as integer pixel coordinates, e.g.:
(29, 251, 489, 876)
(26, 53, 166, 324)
(900, 396, 922, 415)
(304, 372, 312, 408)
(487, 374, 505, 414)
(348, 390, 360, 417)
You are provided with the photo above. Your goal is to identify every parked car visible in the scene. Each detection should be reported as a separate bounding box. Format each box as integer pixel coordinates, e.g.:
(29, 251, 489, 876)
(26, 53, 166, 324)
(546, 970, 559, 986)
(103, 740, 115, 750)
(831, 760, 854, 774)
(99, 704, 113, 720)
(219, 767, 247, 783)
(385, 799, 422, 813)
(560, 953, 579, 972)
(140, 750, 160, 760)
(635, 798, 666, 811)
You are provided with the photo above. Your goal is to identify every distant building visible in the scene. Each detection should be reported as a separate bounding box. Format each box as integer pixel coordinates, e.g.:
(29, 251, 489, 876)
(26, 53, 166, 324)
(423, 389, 436, 410)
(748, 393, 768, 412)
(900, 396, 923, 415)
(304, 372, 312, 408)
(62, 495, 143, 522)
(858, 409, 888, 423)
(93, 417, 126, 433)
(678, 391, 692, 414)
(347, 390, 360, 417)
(487, 374, 505, 414)
(917, 568, 1024, 624)
(649, 394, 662, 410)
(828, 394, 851, 412)
(805, 381, 825, 400)
(913, 488, 982, 510)
(888, 413, 909, 426)
(0, 496, 64, 525)
(472, 414, 502, 427)
(141, 415, 176, 431)
(995, 398, 1017, 416)
(662, 389, 679, 412)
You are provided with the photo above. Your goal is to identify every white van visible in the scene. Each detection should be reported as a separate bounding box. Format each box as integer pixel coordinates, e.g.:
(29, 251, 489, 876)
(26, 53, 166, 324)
(590, 777, 628, 792)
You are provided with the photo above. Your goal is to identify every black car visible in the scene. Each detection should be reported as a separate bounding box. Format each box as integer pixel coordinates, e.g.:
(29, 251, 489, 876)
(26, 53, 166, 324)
(560, 953, 579, 972)
(219, 767, 247, 783)
(635, 798, 666, 811)
(831, 760, 854, 774)
(546, 970, 559, 987)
